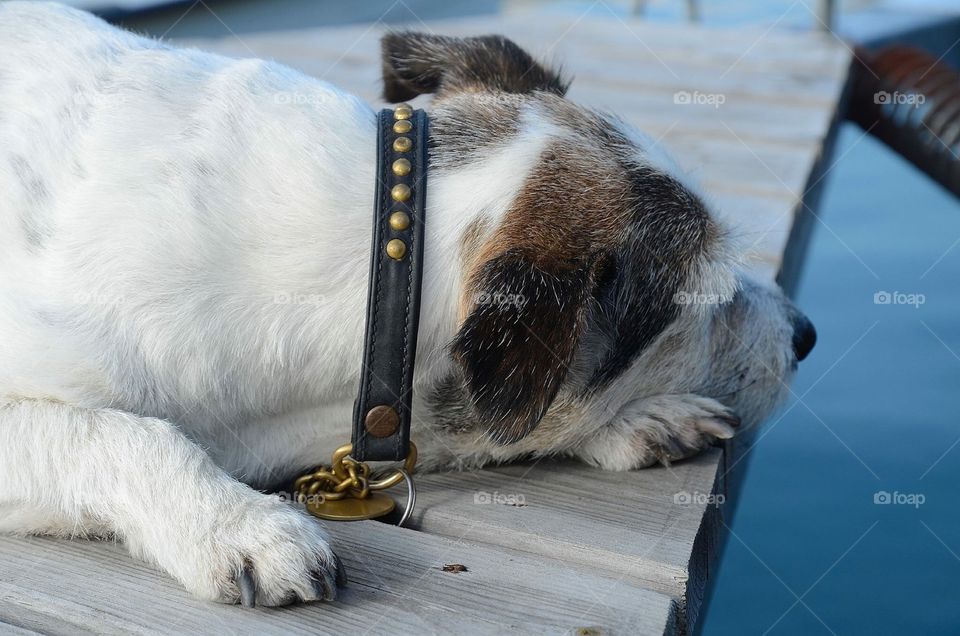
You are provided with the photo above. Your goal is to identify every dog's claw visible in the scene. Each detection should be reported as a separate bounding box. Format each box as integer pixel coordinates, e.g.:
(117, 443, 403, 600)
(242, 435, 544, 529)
(334, 553, 348, 587)
(311, 565, 337, 601)
(238, 566, 257, 608)
(698, 416, 738, 440)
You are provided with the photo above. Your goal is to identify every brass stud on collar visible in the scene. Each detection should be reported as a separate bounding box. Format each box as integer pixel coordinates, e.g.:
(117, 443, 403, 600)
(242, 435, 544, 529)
(386, 238, 407, 260)
(391, 183, 411, 202)
(392, 158, 411, 176)
(383, 107, 414, 262)
(389, 211, 411, 231)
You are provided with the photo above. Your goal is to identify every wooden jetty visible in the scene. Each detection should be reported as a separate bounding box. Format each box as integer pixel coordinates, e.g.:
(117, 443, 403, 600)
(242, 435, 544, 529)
(0, 11, 851, 636)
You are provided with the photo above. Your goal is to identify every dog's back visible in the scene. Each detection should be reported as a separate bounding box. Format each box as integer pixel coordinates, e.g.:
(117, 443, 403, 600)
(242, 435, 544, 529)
(0, 3, 375, 412)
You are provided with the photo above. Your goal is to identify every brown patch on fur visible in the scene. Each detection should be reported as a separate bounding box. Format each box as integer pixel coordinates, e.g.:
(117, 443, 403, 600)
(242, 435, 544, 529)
(468, 142, 627, 276)
(449, 100, 727, 442)
(459, 101, 645, 309)
(448, 114, 629, 443)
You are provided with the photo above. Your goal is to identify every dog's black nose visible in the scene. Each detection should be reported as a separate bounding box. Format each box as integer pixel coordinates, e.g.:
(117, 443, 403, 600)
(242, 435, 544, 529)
(792, 313, 817, 361)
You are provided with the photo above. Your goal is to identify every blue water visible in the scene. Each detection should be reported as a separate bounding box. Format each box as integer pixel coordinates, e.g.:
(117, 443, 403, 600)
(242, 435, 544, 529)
(701, 125, 960, 635)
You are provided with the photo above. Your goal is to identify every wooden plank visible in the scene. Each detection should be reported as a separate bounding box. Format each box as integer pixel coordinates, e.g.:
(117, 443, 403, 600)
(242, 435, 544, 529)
(0, 621, 40, 635)
(238, 37, 846, 110)
(0, 522, 677, 636)
(203, 14, 851, 76)
(195, 21, 850, 145)
(407, 449, 728, 628)
(777, 58, 855, 296)
(409, 452, 721, 593)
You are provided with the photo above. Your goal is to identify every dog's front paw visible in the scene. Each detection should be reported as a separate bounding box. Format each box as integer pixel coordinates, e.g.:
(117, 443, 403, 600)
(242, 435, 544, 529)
(138, 494, 346, 606)
(578, 394, 740, 470)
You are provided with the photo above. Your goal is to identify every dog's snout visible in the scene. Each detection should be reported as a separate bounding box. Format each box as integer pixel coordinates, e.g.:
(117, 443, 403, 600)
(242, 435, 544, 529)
(791, 313, 817, 361)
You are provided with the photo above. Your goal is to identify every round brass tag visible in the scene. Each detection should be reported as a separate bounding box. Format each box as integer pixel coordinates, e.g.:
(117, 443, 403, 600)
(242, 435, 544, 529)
(305, 493, 396, 521)
(365, 404, 400, 437)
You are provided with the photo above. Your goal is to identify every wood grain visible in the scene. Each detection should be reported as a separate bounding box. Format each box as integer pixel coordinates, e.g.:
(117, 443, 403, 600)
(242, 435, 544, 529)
(0, 522, 677, 636)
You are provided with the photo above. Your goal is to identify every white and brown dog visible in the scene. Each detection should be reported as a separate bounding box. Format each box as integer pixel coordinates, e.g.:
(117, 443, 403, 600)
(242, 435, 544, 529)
(0, 2, 815, 606)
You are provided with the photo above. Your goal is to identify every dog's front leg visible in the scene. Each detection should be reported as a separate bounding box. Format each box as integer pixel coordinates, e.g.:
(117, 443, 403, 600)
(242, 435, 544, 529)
(0, 399, 344, 605)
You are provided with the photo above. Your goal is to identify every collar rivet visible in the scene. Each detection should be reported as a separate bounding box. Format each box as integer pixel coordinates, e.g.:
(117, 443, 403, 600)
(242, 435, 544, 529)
(389, 211, 411, 231)
(391, 183, 411, 202)
(386, 238, 407, 260)
(392, 158, 411, 176)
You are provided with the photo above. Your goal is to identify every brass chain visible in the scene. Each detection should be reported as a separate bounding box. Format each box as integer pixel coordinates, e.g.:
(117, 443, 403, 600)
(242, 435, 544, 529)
(293, 442, 417, 505)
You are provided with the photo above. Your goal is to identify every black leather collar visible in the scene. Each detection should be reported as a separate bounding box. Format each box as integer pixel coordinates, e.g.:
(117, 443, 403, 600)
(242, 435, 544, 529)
(351, 104, 428, 462)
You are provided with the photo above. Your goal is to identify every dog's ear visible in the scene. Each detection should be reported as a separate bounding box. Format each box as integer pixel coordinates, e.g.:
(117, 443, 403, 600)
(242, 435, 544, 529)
(451, 249, 598, 445)
(381, 32, 569, 102)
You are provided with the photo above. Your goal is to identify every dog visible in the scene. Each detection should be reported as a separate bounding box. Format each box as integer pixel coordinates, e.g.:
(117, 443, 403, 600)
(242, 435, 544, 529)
(0, 2, 816, 607)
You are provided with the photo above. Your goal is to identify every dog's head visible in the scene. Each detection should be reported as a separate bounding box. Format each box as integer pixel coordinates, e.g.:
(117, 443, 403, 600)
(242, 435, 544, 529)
(382, 33, 816, 448)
